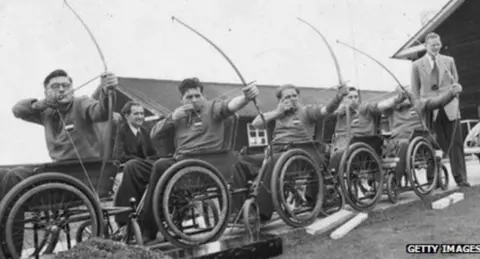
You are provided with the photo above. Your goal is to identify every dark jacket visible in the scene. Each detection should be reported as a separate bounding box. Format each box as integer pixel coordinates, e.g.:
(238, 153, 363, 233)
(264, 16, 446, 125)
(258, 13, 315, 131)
(113, 122, 156, 163)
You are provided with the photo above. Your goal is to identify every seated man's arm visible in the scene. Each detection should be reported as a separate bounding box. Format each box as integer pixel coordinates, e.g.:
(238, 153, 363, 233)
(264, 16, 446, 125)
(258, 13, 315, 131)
(306, 90, 346, 122)
(12, 98, 45, 125)
(375, 91, 406, 113)
(79, 88, 116, 123)
(423, 88, 458, 111)
(251, 110, 281, 129)
(150, 115, 175, 141)
(223, 82, 259, 119)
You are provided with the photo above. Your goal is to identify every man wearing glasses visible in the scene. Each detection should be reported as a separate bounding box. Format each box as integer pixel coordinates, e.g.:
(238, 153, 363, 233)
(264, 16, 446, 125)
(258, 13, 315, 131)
(0, 69, 117, 256)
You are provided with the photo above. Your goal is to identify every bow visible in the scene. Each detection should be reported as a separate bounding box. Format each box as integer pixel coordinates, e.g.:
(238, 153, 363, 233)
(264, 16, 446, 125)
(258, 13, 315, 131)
(65, 0, 113, 195)
(297, 18, 352, 178)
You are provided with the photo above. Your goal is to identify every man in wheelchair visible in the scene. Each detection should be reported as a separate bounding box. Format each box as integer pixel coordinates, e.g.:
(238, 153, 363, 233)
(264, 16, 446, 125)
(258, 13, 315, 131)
(0, 69, 118, 254)
(240, 83, 349, 222)
(382, 83, 464, 187)
(328, 86, 406, 197)
(130, 77, 259, 243)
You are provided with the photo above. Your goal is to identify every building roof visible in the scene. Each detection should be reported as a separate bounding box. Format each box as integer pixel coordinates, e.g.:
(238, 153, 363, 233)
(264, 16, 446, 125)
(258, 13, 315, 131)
(391, 0, 466, 60)
(93, 77, 391, 117)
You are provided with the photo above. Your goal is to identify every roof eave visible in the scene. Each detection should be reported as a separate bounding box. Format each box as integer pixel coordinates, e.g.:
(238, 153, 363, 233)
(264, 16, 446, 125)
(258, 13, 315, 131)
(391, 0, 466, 60)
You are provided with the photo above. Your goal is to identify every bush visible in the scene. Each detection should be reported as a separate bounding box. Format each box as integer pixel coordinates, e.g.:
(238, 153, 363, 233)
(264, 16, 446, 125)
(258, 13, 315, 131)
(54, 238, 171, 259)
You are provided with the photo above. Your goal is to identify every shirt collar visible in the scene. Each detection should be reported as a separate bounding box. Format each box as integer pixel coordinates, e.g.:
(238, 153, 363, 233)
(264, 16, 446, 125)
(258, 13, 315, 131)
(128, 123, 140, 135)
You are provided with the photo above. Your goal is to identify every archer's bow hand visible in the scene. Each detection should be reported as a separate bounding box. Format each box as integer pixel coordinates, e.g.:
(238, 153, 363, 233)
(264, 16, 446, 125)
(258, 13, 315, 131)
(242, 81, 259, 101)
(100, 72, 118, 92)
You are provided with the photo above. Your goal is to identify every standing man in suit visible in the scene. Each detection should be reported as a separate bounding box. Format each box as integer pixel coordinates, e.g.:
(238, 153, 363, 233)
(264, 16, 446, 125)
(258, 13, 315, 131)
(113, 101, 157, 227)
(411, 32, 470, 187)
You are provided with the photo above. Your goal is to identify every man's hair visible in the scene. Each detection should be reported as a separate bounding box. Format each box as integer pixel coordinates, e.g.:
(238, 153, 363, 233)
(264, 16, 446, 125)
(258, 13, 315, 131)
(178, 77, 204, 97)
(276, 84, 300, 100)
(43, 69, 72, 88)
(121, 101, 143, 116)
(425, 32, 440, 43)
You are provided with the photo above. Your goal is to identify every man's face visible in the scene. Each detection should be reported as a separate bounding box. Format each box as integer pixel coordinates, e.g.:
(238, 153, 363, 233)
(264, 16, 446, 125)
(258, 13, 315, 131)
(45, 76, 73, 104)
(125, 105, 145, 128)
(425, 37, 442, 57)
(345, 90, 360, 108)
(280, 88, 300, 109)
(181, 87, 205, 110)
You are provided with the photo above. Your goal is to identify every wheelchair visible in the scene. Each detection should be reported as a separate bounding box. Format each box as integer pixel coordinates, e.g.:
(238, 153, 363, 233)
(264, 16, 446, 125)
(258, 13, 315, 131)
(383, 129, 448, 203)
(150, 114, 326, 248)
(0, 119, 142, 259)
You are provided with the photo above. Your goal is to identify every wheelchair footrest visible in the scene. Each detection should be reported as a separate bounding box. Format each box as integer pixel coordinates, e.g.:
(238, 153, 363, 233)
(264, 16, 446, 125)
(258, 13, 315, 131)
(157, 233, 283, 259)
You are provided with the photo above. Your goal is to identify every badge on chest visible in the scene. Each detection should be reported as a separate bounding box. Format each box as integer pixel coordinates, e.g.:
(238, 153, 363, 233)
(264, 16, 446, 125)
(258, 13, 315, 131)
(64, 124, 75, 132)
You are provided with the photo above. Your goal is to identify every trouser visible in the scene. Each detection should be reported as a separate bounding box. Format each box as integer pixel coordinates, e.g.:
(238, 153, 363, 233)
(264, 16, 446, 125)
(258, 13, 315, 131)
(139, 157, 177, 239)
(0, 165, 36, 257)
(434, 108, 467, 184)
(114, 159, 153, 226)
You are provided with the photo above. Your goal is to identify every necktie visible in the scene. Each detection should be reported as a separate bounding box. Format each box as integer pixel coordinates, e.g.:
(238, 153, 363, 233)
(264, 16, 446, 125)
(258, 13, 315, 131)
(430, 56, 439, 90)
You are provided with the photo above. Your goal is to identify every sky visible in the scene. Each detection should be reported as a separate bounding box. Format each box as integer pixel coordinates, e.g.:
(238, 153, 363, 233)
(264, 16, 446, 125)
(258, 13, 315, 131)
(0, 0, 448, 164)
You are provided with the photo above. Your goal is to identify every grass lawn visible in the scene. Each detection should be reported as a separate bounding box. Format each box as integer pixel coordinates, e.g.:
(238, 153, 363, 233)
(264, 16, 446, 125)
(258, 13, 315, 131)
(278, 191, 480, 259)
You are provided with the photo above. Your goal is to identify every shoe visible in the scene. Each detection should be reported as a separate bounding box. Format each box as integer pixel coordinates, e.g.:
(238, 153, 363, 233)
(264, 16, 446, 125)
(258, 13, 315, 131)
(458, 182, 471, 188)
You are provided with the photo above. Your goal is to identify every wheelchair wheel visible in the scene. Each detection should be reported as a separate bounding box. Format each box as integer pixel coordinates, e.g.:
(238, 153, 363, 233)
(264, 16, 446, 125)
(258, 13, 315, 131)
(319, 184, 345, 217)
(0, 173, 103, 259)
(386, 172, 399, 204)
(271, 149, 324, 228)
(153, 159, 231, 248)
(406, 137, 438, 197)
(242, 198, 260, 236)
(339, 142, 384, 212)
(438, 162, 449, 191)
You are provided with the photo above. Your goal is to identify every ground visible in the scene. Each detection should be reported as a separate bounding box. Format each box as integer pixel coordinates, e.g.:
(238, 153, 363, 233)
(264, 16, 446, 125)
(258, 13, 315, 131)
(278, 187, 480, 259)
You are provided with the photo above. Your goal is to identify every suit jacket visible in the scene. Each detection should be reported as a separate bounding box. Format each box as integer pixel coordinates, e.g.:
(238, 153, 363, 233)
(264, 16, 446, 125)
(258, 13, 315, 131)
(113, 122, 156, 163)
(411, 53, 460, 121)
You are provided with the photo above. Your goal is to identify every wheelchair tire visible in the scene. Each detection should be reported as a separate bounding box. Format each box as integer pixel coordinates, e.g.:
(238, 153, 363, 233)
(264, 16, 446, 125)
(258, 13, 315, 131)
(242, 198, 260, 236)
(0, 172, 103, 259)
(339, 142, 385, 212)
(406, 137, 438, 197)
(438, 162, 449, 191)
(271, 149, 325, 228)
(386, 172, 399, 204)
(152, 159, 231, 248)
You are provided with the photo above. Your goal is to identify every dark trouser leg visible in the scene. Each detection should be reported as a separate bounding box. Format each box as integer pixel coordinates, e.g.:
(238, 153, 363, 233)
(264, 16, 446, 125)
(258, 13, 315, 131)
(0, 166, 35, 256)
(139, 157, 176, 239)
(393, 139, 409, 183)
(114, 159, 153, 226)
(255, 153, 281, 220)
(434, 108, 467, 184)
(232, 156, 262, 216)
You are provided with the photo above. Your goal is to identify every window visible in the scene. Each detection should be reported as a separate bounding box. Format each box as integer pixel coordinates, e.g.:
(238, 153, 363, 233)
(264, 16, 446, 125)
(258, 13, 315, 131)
(247, 123, 268, 147)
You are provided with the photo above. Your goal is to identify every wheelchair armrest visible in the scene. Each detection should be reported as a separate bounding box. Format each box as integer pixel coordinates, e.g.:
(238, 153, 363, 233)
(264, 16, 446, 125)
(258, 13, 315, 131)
(42, 158, 104, 168)
(183, 149, 230, 157)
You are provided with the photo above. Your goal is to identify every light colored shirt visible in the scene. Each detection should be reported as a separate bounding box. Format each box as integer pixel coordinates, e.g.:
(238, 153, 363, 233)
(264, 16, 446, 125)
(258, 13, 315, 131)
(128, 123, 139, 136)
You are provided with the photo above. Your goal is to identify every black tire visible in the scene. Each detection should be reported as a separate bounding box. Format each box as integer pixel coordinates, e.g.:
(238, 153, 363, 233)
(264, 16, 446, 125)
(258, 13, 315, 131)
(75, 220, 93, 244)
(406, 137, 438, 197)
(152, 159, 231, 248)
(271, 149, 324, 228)
(339, 142, 384, 212)
(438, 163, 450, 191)
(130, 219, 143, 245)
(242, 198, 260, 236)
(5, 182, 101, 258)
(386, 172, 399, 204)
(0, 173, 103, 259)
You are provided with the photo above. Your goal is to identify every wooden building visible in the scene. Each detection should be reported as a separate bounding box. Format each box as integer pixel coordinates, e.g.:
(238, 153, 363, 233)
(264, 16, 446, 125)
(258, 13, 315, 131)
(93, 77, 389, 154)
(391, 0, 480, 121)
